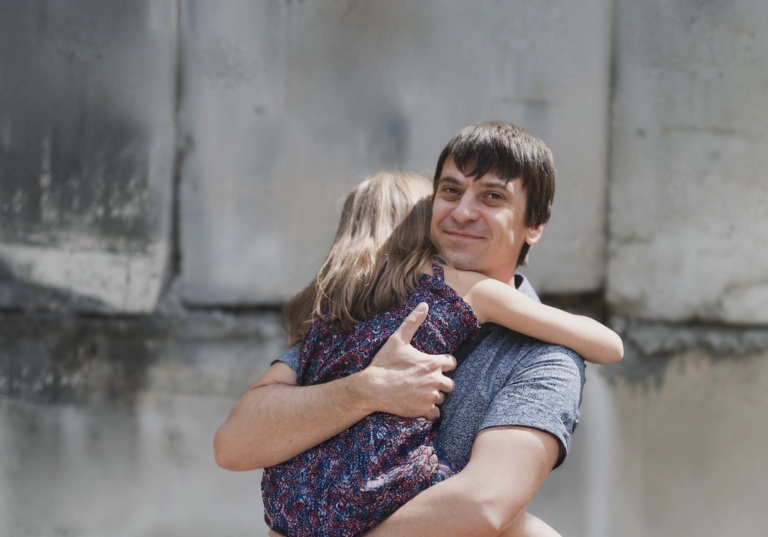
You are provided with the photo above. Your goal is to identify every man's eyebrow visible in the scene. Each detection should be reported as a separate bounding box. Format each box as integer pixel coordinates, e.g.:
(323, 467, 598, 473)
(476, 177, 510, 189)
(437, 176, 462, 186)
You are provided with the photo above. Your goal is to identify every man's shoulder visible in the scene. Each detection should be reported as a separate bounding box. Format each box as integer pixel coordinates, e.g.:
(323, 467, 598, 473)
(446, 323, 587, 470)
(501, 272, 585, 368)
(462, 323, 586, 380)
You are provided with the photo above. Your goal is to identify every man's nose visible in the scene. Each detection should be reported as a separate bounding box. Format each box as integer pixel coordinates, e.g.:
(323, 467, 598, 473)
(451, 195, 480, 223)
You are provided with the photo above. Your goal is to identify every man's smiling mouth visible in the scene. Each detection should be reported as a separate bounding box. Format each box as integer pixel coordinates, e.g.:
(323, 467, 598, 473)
(443, 230, 485, 240)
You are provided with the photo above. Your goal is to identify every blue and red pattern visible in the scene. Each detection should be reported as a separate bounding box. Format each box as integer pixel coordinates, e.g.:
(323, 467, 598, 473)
(262, 264, 481, 537)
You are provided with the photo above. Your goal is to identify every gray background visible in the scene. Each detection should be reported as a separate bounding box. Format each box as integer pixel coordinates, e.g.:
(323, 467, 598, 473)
(1, 1, 767, 536)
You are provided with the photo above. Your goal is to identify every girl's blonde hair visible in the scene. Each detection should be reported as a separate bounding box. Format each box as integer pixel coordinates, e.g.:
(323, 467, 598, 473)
(284, 171, 440, 346)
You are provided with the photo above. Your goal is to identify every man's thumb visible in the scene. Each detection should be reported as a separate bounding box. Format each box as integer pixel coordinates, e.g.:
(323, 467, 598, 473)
(396, 302, 429, 344)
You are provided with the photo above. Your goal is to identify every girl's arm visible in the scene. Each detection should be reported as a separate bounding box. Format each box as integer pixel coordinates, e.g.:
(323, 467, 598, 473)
(461, 273, 623, 365)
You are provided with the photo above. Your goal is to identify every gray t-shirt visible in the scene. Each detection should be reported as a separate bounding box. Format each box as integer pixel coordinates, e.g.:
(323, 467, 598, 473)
(276, 273, 586, 470)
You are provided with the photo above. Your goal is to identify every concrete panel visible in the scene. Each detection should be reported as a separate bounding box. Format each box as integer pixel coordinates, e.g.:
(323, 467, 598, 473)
(606, 350, 768, 537)
(1, 397, 272, 537)
(0, 1, 177, 313)
(0, 311, 284, 537)
(608, 0, 768, 323)
(180, 0, 613, 304)
(531, 344, 768, 537)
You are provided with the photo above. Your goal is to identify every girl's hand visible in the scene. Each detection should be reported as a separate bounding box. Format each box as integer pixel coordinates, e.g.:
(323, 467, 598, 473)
(268, 531, 285, 537)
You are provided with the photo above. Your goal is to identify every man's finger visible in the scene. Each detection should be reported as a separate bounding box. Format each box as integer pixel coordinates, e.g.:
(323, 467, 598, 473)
(437, 375, 455, 393)
(393, 302, 429, 345)
(439, 354, 458, 372)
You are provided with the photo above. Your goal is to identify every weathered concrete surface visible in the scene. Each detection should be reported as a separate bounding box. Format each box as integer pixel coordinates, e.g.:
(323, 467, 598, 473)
(0, 1, 177, 313)
(0, 310, 284, 537)
(604, 350, 768, 537)
(180, 0, 613, 305)
(530, 347, 768, 537)
(608, 0, 768, 323)
(4, 308, 768, 536)
(0, 397, 275, 537)
(0, 309, 285, 406)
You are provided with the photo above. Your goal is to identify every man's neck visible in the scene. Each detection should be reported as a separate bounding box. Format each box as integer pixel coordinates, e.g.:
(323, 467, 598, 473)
(481, 265, 519, 288)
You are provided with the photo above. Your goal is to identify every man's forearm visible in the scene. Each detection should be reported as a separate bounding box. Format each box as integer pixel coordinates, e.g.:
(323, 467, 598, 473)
(365, 470, 502, 537)
(366, 426, 559, 537)
(366, 479, 547, 537)
(214, 372, 371, 470)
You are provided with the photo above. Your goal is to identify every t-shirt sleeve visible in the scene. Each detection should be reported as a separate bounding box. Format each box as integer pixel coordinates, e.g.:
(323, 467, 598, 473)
(480, 345, 586, 468)
(272, 345, 301, 373)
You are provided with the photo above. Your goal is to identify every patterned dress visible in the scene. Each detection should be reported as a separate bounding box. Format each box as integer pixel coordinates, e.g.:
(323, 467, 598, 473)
(262, 264, 481, 537)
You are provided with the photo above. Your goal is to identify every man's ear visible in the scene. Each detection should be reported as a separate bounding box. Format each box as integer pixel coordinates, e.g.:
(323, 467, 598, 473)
(525, 223, 545, 246)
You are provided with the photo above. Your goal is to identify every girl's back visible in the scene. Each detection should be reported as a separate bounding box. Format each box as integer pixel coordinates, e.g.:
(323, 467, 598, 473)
(262, 264, 479, 537)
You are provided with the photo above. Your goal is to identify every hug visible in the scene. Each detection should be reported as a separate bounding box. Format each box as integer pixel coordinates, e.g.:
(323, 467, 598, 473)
(215, 122, 623, 537)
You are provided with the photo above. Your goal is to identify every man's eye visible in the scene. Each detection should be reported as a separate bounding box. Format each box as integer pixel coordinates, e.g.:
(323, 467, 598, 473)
(442, 187, 459, 195)
(487, 192, 504, 201)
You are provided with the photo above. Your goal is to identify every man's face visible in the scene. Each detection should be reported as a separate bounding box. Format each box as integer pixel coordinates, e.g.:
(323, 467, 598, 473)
(430, 157, 543, 283)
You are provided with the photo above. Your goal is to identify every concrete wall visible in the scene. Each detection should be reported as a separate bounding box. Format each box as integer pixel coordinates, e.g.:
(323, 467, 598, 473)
(608, 0, 768, 324)
(531, 343, 768, 537)
(0, 1, 177, 314)
(0, 311, 284, 537)
(2, 1, 768, 536)
(602, 350, 768, 536)
(179, 0, 613, 304)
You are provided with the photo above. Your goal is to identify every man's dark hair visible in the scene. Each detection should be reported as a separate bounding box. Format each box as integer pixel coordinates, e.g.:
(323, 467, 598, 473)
(433, 121, 556, 266)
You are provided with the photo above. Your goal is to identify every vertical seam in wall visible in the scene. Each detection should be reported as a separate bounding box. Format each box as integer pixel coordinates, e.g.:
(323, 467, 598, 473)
(166, 0, 184, 296)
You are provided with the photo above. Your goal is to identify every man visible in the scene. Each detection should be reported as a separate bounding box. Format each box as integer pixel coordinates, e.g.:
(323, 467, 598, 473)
(214, 122, 585, 536)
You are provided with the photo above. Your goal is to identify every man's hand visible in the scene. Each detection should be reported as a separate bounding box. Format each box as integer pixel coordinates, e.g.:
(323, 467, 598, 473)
(214, 303, 456, 470)
(358, 302, 457, 420)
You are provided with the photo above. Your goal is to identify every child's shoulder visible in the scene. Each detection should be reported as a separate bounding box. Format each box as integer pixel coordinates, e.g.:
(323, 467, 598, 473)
(432, 263, 495, 299)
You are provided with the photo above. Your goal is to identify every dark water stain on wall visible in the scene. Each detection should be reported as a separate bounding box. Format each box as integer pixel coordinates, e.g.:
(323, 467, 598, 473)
(0, 0, 173, 253)
(602, 317, 768, 388)
(366, 107, 410, 170)
(0, 313, 159, 406)
(0, 303, 288, 406)
(539, 294, 768, 389)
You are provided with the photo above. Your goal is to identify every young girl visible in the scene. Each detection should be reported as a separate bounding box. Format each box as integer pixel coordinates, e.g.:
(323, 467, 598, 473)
(262, 171, 622, 537)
